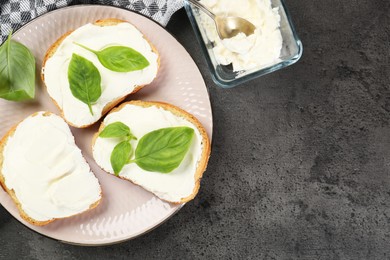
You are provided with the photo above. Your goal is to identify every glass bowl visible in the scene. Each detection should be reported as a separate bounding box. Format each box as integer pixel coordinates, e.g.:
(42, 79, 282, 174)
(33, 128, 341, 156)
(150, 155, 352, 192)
(184, 0, 303, 88)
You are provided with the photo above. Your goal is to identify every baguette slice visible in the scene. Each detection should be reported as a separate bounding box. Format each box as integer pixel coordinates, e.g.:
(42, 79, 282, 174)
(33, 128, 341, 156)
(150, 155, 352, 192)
(42, 18, 160, 128)
(92, 101, 211, 204)
(0, 112, 102, 226)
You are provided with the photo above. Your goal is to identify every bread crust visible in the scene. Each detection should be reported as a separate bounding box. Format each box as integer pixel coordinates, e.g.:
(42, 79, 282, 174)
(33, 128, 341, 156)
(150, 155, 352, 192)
(92, 101, 211, 204)
(0, 112, 102, 226)
(41, 18, 160, 128)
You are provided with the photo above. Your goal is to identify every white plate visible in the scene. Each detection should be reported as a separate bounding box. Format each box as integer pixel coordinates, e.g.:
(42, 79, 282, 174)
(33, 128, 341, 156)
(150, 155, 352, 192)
(0, 5, 212, 245)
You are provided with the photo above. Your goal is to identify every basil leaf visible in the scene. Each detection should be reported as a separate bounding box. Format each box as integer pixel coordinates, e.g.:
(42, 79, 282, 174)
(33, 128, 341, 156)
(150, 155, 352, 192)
(99, 122, 137, 140)
(133, 127, 195, 173)
(68, 53, 101, 115)
(74, 43, 149, 72)
(97, 46, 150, 72)
(0, 33, 35, 101)
(111, 141, 133, 176)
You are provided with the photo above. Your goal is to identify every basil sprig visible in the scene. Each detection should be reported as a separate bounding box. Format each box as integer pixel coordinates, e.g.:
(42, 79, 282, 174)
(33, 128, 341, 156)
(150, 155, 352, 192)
(0, 33, 36, 101)
(74, 42, 150, 72)
(99, 122, 137, 175)
(68, 53, 102, 115)
(99, 123, 194, 175)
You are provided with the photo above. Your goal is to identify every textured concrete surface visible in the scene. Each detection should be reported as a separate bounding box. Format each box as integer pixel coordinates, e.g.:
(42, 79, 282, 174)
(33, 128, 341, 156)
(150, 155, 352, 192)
(1, 1, 390, 259)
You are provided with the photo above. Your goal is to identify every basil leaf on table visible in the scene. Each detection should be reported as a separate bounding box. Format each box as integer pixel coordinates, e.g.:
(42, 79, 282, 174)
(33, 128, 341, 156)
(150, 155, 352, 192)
(74, 42, 149, 72)
(0, 33, 36, 101)
(68, 53, 101, 115)
(111, 140, 133, 176)
(99, 122, 137, 140)
(131, 127, 195, 173)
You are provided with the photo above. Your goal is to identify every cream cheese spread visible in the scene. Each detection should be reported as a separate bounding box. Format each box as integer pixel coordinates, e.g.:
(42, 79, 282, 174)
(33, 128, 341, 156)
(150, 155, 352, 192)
(93, 104, 203, 202)
(199, 0, 283, 72)
(2, 112, 101, 222)
(43, 22, 159, 127)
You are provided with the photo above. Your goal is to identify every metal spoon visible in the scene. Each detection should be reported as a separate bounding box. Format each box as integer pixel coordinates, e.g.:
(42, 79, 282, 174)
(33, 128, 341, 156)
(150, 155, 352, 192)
(187, 0, 256, 39)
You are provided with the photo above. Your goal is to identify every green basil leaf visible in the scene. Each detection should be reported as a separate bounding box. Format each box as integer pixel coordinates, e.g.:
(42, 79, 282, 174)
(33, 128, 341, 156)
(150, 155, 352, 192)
(0, 33, 36, 101)
(74, 43, 149, 72)
(97, 46, 150, 72)
(68, 53, 101, 115)
(133, 127, 195, 173)
(99, 122, 137, 140)
(111, 141, 133, 176)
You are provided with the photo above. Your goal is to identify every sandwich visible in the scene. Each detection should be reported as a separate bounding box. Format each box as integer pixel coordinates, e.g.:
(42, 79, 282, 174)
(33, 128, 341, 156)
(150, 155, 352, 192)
(42, 18, 159, 128)
(0, 112, 102, 226)
(92, 101, 211, 203)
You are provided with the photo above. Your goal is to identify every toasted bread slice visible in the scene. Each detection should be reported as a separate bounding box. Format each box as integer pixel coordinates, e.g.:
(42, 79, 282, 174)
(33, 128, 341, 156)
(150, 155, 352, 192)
(92, 101, 211, 204)
(0, 112, 102, 226)
(42, 18, 160, 128)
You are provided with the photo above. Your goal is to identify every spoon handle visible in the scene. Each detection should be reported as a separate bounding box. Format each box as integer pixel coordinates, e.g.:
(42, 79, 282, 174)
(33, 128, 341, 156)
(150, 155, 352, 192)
(186, 0, 216, 19)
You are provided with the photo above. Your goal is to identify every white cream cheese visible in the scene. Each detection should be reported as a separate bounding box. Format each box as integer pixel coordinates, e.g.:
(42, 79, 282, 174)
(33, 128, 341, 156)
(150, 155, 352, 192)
(43, 22, 159, 127)
(199, 0, 283, 72)
(93, 104, 203, 202)
(2, 112, 101, 222)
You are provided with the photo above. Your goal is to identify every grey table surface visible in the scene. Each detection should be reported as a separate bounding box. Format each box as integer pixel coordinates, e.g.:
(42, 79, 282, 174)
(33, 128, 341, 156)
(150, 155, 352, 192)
(1, 1, 390, 259)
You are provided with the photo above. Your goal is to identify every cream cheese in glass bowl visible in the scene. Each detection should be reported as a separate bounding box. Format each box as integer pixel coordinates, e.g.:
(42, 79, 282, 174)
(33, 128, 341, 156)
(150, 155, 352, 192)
(185, 0, 303, 88)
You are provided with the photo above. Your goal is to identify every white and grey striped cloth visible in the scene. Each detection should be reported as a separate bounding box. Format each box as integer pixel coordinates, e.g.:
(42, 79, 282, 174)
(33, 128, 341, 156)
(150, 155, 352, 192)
(0, 0, 184, 44)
